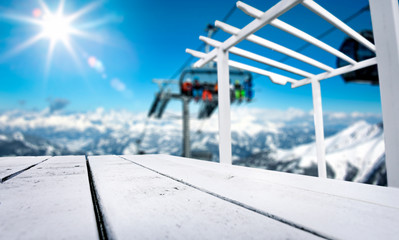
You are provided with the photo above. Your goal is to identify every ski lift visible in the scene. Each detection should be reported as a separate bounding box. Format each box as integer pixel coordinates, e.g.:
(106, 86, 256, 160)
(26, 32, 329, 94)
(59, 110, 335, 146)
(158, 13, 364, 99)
(147, 80, 176, 119)
(337, 30, 378, 85)
(179, 66, 252, 119)
(148, 91, 162, 118)
(148, 90, 171, 119)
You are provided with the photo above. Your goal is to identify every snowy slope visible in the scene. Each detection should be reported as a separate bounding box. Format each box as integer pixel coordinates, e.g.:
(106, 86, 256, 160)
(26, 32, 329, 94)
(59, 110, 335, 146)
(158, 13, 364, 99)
(275, 121, 385, 182)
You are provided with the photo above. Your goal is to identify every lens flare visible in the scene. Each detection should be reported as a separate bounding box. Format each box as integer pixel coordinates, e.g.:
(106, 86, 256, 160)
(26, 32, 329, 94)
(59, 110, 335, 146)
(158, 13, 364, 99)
(32, 8, 42, 18)
(88, 56, 97, 67)
(88, 56, 104, 73)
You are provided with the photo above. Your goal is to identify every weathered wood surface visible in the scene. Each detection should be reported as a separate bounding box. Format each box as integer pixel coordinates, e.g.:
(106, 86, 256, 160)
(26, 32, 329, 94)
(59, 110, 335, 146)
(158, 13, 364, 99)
(122, 154, 399, 240)
(0, 156, 98, 239)
(0, 156, 50, 182)
(88, 155, 320, 239)
(1, 154, 399, 239)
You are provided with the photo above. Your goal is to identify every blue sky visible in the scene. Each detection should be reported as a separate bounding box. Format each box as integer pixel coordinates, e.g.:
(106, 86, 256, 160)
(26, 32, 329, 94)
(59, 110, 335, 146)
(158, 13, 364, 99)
(0, 0, 381, 114)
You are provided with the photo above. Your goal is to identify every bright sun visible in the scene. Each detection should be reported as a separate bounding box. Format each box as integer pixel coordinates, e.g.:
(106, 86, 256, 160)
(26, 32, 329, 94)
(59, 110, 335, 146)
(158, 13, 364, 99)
(41, 13, 72, 42)
(0, 0, 103, 74)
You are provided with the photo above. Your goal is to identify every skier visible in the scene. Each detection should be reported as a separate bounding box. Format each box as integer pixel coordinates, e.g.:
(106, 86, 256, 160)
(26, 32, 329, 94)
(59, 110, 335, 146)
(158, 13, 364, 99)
(181, 78, 193, 96)
(243, 78, 253, 101)
(234, 80, 244, 102)
(192, 77, 203, 102)
(202, 82, 213, 102)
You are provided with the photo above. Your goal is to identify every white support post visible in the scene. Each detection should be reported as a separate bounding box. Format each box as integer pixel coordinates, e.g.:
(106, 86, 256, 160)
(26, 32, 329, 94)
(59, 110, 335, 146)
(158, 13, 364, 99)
(369, 0, 399, 187)
(311, 79, 327, 178)
(217, 47, 232, 165)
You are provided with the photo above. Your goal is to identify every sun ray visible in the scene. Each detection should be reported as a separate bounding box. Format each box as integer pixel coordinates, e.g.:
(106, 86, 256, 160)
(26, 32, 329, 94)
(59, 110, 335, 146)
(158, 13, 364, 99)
(63, 38, 77, 61)
(78, 15, 121, 30)
(56, 0, 65, 15)
(44, 39, 57, 77)
(62, 38, 85, 75)
(0, 13, 42, 26)
(3, 0, 107, 75)
(38, 0, 51, 16)
(67, 1, 102, 23)
(0, 33, 44, 62)
(68, 28, 103, 42)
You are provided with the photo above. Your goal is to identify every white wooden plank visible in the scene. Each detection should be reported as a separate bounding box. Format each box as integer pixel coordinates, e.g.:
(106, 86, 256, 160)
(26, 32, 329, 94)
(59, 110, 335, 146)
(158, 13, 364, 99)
(214, 20, 334, 72)
(151, 154, 399, 208)
(88, 155, 321, 239)
(217, 48, 232, 165)
(369, 0, 399, 187)
(194, 0, 302, 68)
(200, 36, 314, 78)
(0, 156, 50, 182)
(311, 79, 327, 178)
(186, 48, 296, 85)
(122, 154, 399, 240)
(0, 156, 98, 239)
(302, 0, 376, 52)
(236, 1, 357, 65)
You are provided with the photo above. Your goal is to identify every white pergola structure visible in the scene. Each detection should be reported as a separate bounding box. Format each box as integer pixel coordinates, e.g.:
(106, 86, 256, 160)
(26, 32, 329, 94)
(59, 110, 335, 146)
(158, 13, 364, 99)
(186, 0, 399, 187)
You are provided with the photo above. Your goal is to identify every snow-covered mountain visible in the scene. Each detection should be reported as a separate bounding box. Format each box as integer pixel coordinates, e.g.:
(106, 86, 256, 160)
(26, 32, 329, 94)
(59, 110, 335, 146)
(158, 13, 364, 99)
(0, 131, 73, 156)
(0, 107, 385, 184)
(277, 121, 384, 181)
(235, 120, 385, 185)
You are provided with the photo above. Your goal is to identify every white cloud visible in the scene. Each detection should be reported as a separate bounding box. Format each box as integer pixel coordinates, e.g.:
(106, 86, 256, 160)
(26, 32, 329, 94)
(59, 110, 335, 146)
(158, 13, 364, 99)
(110, 78, 126, 92)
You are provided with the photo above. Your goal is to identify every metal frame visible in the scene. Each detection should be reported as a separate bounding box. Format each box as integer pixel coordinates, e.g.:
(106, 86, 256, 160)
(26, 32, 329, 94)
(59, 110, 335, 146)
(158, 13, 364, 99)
(186, 0, 398, 186)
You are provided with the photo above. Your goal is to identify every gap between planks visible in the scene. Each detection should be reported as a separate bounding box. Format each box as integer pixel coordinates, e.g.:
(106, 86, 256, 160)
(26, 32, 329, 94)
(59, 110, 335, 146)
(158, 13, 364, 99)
(0, 157, 52, 183)
(85, 155, 112, 240)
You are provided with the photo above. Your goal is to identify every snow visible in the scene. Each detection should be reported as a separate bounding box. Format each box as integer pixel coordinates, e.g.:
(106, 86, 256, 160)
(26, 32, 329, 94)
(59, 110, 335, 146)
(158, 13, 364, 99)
(276, 121, 384, 181)
(12, 132, 24, 141)
(123, 154, 399, 240)
(0, 108, 385, 183)
(1, 154, 398, 239)
(88, 155, 320, 239)
(0, 134, 8, 141)
(0, 156, 98, 239)
(0, 156, 49, 180)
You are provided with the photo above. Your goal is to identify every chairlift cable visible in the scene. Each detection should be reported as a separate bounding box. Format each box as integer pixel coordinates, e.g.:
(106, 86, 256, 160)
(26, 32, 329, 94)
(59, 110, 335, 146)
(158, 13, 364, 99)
(137, 3, 262, 153)
(160, 3, 238, 137)
(169, 4, 238, 81)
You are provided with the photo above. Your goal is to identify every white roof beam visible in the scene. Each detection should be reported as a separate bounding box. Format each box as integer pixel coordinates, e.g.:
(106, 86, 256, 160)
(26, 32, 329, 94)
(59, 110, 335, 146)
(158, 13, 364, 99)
(193, 0, 303, 68)
(292, 57, 377, 88)
(215, 21, 333, 72)
(186, 48, 297, 85)
(237, 1, 357, 65)
(200, 36, 314, 78)
(302, 0, 376, 52)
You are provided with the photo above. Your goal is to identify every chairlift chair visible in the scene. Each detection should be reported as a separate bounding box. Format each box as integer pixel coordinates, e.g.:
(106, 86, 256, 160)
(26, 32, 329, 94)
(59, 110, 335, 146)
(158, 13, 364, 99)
(179, 66, 252, 119)
(337, 30, 379, 85)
